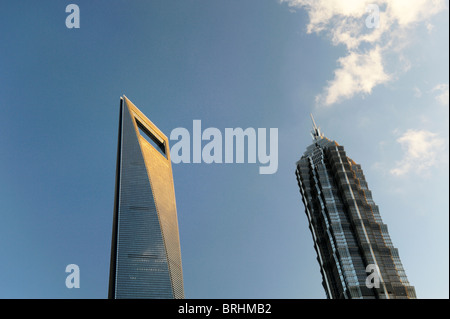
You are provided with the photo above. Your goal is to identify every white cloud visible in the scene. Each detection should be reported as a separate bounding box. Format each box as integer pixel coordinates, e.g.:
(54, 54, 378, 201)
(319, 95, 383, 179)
(413, 86, 422, 98)
(281, 0, 447, 106)
(316, 46, 390, 105)
(432, 83, 449, 105)
(390, 129, 445, 176)
(387, 0, 446, 26)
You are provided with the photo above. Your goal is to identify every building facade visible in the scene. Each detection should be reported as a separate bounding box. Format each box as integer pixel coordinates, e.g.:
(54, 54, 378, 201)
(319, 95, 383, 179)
(109, 96, 184, 299)
(295, 116, 416, 299)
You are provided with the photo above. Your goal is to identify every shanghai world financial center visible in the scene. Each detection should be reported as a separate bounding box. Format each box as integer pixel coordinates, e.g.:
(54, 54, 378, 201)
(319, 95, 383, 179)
(109, 96, 184, 299)
(108, 97, 415, 299)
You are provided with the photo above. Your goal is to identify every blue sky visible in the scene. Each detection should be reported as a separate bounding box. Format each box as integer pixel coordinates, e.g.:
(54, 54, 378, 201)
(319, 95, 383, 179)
(0, 0, 448, 299)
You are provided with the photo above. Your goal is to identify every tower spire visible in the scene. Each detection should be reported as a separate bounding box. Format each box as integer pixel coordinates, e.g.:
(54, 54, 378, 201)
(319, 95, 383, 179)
(310, 113, 323, 141)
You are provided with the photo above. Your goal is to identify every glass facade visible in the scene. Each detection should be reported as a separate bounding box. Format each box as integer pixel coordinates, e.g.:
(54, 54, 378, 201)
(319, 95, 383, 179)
(109, 96, 184, 299)
(295, 119, 416, 299)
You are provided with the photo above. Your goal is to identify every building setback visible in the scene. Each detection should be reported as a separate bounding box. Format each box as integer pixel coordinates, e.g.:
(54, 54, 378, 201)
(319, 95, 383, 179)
(295, 116, 416, 299)
(109, 95, 184, 299)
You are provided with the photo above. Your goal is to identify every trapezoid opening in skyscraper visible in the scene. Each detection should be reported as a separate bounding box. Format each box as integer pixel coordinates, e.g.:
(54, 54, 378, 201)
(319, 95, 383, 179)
(295, 115, 416, 299)
(109, 95, 184, 299)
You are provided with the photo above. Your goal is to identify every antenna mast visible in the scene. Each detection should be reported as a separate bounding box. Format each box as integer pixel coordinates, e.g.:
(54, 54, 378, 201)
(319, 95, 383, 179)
(310, 113, 323, 141)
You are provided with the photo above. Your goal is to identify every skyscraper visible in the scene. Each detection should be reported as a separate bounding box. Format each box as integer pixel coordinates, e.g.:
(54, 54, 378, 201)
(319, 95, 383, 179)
(109, 95, 184, 299)
(295, 116, 416, 299)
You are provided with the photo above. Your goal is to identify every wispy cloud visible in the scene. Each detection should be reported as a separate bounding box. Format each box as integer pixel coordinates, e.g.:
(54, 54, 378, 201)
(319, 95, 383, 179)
(413, 86, 422, 98)
(281, 0, 447, 106)
(390, 129, 445, 176)
(432, 83, 449, 106)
